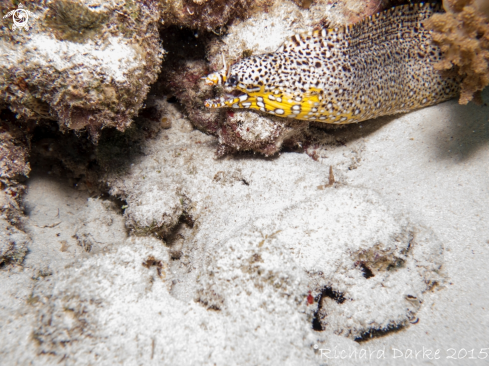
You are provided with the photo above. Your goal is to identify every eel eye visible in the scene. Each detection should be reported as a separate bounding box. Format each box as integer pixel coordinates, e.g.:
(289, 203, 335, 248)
(227, 76, 238, 86)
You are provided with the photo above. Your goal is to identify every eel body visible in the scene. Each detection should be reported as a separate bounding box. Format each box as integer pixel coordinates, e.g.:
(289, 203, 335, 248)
(203, 3, 460, 124)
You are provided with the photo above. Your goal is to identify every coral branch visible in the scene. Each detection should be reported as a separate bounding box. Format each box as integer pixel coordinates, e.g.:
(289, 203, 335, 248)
(425, 0, 489, 104)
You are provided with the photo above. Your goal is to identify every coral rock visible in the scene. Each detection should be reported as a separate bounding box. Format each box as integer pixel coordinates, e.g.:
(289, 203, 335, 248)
(161, 59, 221, 134)
(0, 128, 30, 181)
(160, 0, 273, 31)
(0, 0, 164, 140)
(0, 217, 29, 266)
(218, 110, 308, 156)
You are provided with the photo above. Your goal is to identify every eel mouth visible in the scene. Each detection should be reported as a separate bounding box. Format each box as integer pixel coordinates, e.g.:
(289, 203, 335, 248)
(204, 91, 250, 108)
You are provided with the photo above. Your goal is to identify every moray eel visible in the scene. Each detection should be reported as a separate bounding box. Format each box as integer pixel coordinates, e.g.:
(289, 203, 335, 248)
(203, 3, 460, 124)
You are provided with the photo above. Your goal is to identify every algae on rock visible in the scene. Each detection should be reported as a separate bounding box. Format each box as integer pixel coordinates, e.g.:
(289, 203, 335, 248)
(0, 0, 164, 140)
(159, 0, 274, 31)
(0, 112, 31, 267)
(44, 0, 109, 43)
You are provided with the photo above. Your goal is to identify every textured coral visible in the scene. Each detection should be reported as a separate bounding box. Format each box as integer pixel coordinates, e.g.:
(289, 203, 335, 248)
(0, 115, 30, 267)
(0, 109, 31, 267)
(308, 0, 384, 26)
(0, 213, 29, 267)
(425, 0, 489, 104)
(160, 0, 273, 31)
(158, 58, 222, 135)
(0, 176, 30, 268)
(0, 122, 30, 181)
(217, 111, 311, 156)
(0, 220, 29, 266)
(0, 175, 26, 227)
(44, 0, 109, 43)
(0, 0, 163, 140)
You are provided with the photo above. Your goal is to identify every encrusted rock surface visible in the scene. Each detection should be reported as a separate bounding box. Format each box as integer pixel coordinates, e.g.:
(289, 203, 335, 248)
(0, 122, 30, 181)
(0, 113, 31, 266)
(160, 0, 274, 31)
(0, 214, 29, 266)
(426, 0, 489, 104)
(0, 0, 163, 139)
(73, 198, 128, 254)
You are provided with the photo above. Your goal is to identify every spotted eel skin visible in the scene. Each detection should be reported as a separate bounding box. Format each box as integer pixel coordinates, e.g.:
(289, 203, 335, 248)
(203, 3, 460, 124)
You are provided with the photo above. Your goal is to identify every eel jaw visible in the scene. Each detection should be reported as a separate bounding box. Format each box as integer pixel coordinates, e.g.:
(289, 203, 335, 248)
(204, 93, 249, 109)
